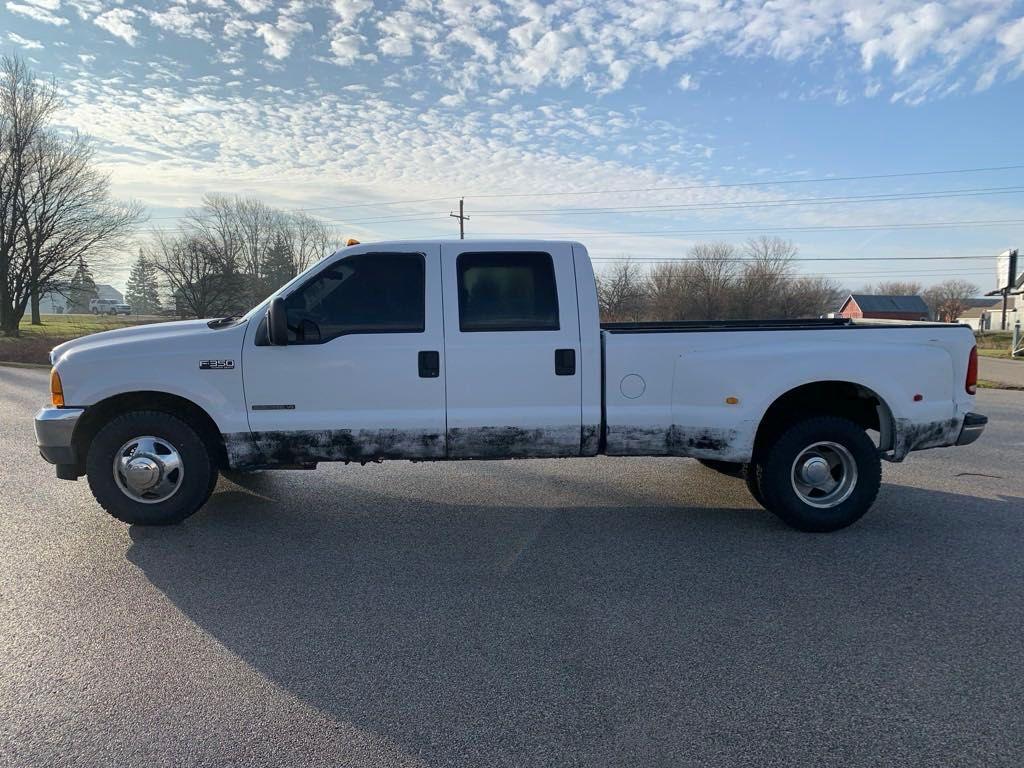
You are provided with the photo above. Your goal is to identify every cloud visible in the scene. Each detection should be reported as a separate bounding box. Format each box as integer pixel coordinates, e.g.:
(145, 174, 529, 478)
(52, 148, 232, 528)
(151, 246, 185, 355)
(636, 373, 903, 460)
(7, 31, 45, 48)
(255, 15, 312, 59)
(94, 8, 139, 45)
(331, 0, 371, 27)
(677, 73, 698, 91)
(147, 5, 213, 42)
(235, 0, 270, 14)
(16, 0, 1023, 106)
(6, 0, 67, 25)
(329, 32, 364, 66)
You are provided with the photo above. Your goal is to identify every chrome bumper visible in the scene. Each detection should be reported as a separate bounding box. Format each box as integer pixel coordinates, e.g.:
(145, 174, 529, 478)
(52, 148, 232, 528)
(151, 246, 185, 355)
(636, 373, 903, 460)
(35, 407, 85, 474)
(956, 412, 987, 446)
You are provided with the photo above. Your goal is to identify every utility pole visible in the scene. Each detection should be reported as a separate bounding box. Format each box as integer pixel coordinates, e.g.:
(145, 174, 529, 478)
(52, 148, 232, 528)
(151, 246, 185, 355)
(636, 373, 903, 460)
(449, 197, 469, 239)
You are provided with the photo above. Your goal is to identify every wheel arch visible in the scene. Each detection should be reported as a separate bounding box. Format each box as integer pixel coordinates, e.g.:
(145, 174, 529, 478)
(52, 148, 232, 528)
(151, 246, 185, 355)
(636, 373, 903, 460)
(73, 391, 228, 471)
(752, 380, 895, 460)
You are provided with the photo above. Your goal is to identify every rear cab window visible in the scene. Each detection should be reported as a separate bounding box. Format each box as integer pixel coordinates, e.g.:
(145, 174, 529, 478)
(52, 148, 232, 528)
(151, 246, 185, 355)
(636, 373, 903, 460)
(456, 251, 559, 332)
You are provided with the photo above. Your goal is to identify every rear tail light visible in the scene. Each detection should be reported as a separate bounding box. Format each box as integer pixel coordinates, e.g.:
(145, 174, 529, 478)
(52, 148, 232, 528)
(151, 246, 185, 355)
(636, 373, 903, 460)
(965, 345, 978, 395)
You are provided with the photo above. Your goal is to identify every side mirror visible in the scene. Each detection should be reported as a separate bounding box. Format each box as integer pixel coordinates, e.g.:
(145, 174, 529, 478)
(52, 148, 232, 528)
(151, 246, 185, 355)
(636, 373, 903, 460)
(267, 297, 289, 346)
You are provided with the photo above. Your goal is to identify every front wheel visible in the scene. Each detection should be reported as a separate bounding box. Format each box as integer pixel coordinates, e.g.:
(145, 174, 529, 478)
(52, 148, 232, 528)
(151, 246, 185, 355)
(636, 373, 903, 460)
(86, 411, 217, 525)
(756, 416, 881, 532)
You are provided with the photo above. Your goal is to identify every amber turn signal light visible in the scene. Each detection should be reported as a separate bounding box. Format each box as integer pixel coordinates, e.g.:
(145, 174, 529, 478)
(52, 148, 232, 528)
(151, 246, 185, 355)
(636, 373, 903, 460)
(50, 368, 64, 407)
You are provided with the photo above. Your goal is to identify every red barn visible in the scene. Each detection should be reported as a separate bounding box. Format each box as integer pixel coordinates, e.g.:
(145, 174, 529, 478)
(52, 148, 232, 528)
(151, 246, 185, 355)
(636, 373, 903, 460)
(837, 294, 930, 321)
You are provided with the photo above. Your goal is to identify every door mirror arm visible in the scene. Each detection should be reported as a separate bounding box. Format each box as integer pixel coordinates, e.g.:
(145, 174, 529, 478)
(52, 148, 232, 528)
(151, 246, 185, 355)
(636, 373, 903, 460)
(267, 297, 289, 346)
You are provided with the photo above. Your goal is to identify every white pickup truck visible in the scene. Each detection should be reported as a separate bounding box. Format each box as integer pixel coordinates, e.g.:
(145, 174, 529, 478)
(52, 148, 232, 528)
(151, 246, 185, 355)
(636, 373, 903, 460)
(35, 240, 986, 532)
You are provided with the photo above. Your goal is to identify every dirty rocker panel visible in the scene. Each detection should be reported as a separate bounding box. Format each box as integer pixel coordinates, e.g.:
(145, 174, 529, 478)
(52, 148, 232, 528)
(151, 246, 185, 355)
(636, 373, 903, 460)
(224, 425, 585, 467)
(605, 425, 743, 461)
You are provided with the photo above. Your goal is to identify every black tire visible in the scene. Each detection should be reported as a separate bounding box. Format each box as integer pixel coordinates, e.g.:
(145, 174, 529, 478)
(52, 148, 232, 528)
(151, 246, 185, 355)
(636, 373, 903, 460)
(756, 416, 881, 533)
(86, 410, 217, 525)
(697, 458, 745, 477)
(743, 462, 766, 507)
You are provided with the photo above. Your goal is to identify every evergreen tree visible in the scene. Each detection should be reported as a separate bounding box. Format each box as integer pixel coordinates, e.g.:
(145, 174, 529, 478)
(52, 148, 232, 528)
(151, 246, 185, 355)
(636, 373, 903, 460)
(125, 250, 161, 315)
(66, 257, 98, 314)
(260, 235, 295, 293)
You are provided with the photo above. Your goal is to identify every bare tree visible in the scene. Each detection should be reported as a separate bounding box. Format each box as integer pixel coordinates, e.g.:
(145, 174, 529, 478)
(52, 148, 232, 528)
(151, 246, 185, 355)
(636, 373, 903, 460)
(149, 231, 237, 318)
(184, 195, 336, 306)
(285, 211, 332, 274)
(783, 276, 843, 318)
(0, 54, 58, 332)
(0, 55, 140, 335)
(732, 236, 796, 320)
(687, 242, 737, 320)
(646, 261, 688, 320)
(187, 193, 243, 276)
(923, 279, 979, 322)
(859, 280, 923, 296)
(597, 259, 649, 322)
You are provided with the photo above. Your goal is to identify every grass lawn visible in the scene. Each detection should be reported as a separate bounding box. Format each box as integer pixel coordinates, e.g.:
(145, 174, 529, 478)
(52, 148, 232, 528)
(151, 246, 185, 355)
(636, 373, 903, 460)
(975, 331, 1021, 361)
(0, 314, 164, 366)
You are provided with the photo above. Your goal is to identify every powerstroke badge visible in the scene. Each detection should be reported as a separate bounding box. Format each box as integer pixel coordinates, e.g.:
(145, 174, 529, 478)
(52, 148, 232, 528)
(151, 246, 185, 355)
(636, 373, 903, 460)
(199, 360, 235, 370)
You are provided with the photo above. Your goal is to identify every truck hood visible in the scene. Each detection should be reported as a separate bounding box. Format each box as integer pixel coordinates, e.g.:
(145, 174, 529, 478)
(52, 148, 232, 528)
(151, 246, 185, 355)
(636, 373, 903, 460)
(51, 319, 246, 366)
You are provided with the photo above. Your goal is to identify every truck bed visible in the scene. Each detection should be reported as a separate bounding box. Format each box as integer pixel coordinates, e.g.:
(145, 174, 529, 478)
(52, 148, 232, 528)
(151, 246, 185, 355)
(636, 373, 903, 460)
(599, 318, 977, 463)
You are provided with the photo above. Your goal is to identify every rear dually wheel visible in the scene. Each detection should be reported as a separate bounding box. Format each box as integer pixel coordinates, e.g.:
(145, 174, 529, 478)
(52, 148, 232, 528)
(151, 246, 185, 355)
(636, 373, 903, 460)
(756, 416, 881, 532)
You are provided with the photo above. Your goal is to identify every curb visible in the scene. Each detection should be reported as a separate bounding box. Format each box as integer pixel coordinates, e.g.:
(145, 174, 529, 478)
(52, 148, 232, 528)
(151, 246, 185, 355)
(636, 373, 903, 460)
(0, 361, 49, 370)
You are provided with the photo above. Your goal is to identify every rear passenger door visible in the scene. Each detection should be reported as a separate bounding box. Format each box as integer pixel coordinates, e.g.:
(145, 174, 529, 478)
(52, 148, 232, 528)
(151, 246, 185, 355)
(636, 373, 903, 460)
(440, 243, 582, 458)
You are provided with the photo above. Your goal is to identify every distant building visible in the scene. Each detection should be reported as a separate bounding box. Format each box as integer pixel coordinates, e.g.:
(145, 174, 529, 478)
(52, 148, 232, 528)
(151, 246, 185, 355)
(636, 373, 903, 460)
(97, 285, 124, 303)
(955, 299, 1002, 331)
(837, 294, 930, 321)
(39, 284, 123, 314)
(958, 295, 1021, 331)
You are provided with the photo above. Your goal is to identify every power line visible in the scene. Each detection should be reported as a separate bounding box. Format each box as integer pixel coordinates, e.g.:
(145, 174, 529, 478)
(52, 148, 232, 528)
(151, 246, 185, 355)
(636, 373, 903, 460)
(474, 217, 1024, 237)
(142, 163, 1024, 221)
(589, 266, 994, 280)
(470, 185, 1024, 217)
(465, 163, 1024, 199)
(146, 196, 453, 221)
(589, 254, 996, 262)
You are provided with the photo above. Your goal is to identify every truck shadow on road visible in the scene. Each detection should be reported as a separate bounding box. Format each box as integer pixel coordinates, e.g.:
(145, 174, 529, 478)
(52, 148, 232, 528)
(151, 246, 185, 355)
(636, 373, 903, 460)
(125, 469, 1024, 767)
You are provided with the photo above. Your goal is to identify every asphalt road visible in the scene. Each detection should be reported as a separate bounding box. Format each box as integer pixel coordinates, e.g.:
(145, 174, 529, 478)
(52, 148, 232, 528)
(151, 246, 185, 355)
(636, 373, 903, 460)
(980, 356, 1024, 387)
(2, 366, 1023, 768)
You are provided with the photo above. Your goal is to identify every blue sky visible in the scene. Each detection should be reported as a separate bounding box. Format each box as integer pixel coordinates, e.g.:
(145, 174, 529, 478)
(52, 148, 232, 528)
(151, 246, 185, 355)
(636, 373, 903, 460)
(3, 0, 1024, 293)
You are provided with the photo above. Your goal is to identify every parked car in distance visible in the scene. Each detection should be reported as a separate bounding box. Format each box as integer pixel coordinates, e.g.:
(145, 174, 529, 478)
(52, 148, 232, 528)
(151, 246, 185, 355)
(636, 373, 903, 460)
(36, 240, 986, 532)
(89, 298, 132, 316)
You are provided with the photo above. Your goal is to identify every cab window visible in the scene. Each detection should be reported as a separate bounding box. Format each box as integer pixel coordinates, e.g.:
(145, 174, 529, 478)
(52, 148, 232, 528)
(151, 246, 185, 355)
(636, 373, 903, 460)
(456, 252, 559, 332)
(283, 252, 425, 344)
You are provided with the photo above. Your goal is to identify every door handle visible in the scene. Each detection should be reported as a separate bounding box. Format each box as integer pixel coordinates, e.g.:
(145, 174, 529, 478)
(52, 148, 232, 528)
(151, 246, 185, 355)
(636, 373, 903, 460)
(418, 350, 440, 378)
(555, 348, 576, 376)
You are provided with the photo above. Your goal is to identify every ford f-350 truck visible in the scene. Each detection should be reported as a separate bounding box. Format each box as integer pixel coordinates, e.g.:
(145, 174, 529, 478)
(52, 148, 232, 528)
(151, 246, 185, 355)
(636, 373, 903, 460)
(35, 240, 986, 532)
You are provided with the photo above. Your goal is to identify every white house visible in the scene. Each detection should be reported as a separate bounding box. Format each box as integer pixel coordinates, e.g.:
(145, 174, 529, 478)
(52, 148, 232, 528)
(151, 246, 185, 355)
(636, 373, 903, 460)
(39, 284, 124, 314)
(956, 295, 1021, 331)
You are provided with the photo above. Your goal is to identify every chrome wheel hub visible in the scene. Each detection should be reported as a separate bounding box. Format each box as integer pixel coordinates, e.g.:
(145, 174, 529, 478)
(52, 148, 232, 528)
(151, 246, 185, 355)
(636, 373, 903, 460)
(113, 436, 184, 504)
(790, 441, 857, 509)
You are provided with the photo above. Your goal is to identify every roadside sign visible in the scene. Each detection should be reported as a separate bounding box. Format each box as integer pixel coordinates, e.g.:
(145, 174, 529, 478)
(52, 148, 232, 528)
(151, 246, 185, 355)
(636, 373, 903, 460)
(996, 249, 1018, 291)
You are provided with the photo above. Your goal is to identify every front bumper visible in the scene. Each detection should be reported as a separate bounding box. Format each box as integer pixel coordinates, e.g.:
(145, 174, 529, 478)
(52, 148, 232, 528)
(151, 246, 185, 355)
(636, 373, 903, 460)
(956, 412, 987, 446)
(35, 407, 85, 471)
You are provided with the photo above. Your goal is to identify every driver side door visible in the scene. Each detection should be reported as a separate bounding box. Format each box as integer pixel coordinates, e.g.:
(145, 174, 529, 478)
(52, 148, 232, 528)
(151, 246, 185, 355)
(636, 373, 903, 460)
(240, 246, 446, 465)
